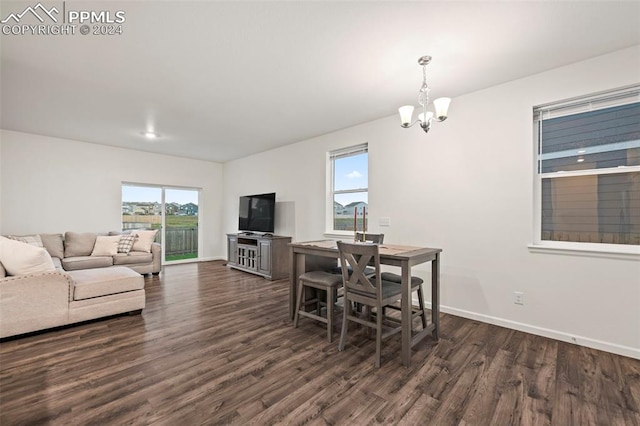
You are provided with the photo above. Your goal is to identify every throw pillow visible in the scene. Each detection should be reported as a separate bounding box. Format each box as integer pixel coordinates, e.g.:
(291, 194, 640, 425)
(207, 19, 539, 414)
(6, 234, 44, 247)
(90, 235, 121, 256)
(131, 230, 157, 253)
(39, 233, 65, 259)
(117, 234, 136, 254)
(64, 232, 97, 257)
(0, 236, 56, 276)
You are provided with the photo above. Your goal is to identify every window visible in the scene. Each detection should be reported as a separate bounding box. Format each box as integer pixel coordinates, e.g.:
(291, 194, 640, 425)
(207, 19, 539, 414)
(534, 85, 640, 249)
(328, 144, 368, 233)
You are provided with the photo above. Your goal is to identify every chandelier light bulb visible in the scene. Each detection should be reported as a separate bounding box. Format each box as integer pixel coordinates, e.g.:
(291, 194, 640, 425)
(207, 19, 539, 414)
(399, 105, 415, 127)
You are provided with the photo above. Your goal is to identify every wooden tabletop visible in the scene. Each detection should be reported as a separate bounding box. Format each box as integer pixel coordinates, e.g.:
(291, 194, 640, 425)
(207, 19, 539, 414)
(289, 240, 442, 259)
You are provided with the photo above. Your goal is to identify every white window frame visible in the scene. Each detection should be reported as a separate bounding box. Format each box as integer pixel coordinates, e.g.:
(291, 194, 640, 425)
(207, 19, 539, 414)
(325, 143, 369, 237)
(530, 85, 640, 258)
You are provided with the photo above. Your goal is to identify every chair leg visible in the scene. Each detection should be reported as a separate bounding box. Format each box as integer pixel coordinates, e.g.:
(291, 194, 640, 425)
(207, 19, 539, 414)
(338, 296, 350, 351)
(327, 288, 335, 343)
(417, 285, 427, 329)
(375, 305, 383, 368)
(293, 280, 305, 328)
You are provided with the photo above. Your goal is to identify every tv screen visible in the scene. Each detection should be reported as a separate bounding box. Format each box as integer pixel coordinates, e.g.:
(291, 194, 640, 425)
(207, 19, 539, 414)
(238, 192, 276, 233)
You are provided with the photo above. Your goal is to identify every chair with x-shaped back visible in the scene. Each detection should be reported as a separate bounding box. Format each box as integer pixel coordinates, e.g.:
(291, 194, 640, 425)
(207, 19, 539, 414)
(337, 241, 429, 367)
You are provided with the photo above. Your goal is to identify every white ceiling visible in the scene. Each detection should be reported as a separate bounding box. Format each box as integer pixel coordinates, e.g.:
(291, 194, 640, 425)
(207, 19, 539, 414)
(1, 1, 639, 162)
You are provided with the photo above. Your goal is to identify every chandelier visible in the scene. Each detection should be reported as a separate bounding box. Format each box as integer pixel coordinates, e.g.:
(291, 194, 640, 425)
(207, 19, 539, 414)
(398, 56, 451, 133)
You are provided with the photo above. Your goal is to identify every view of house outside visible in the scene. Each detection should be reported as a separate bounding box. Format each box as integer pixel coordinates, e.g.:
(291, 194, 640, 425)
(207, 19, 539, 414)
(334, 199, 369, 231)
(122, 186, 199, 262)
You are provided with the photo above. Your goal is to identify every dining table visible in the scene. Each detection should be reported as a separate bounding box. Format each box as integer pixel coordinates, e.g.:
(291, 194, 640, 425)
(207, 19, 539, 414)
(288, 239, 442, 367)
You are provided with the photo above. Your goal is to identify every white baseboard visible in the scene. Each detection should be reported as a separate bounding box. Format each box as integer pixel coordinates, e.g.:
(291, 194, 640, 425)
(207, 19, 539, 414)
(162, 256, 226, 265)
(200, 256, 226, 262)
(417, 299, 639, 360)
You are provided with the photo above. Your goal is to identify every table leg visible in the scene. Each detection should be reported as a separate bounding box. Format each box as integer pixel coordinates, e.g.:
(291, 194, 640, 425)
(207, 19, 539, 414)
(289, 249, 304, 320)
(401, 259, 411, 367)
(289, 247, 296, 320)
(289, 251, 307, 320)
(431, 252, 440, 340)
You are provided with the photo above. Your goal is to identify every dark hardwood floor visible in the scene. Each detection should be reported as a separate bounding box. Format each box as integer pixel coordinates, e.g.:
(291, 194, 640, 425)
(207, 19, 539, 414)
(1, 261, 638, 425)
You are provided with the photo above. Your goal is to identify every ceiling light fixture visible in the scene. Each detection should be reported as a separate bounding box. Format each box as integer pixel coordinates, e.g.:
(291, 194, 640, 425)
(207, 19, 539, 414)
(398, 55, 451, 133)
(142, 131, 160, 139)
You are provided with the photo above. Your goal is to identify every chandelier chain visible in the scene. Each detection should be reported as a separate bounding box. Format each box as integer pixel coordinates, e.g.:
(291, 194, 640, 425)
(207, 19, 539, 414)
(417, 64, 430, 106)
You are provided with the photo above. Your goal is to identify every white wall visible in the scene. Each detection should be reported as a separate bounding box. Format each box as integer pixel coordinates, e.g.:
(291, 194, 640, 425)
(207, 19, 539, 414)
(0, 130, 225, 260)
(0, 136, 3, 231)
(223, 46, 640, 358)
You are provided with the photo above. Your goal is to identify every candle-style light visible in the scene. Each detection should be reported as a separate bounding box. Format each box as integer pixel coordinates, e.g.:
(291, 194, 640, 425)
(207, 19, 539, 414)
(363, 206, 366, 241)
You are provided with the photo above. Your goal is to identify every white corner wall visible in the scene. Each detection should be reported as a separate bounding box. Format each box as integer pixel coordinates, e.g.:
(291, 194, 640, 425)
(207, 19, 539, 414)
(0, 130, 224, 260)
(223, 46, 640, 358)
(0, 136, 3, 230)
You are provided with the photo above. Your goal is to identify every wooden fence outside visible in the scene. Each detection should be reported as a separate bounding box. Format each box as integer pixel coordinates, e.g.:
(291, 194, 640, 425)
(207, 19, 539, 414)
(164, 227, 198, 256)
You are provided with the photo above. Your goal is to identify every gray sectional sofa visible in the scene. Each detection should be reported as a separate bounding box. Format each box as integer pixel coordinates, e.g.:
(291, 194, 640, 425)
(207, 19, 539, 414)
(42, 231, 162, 275)
(0, 231, 162, 338)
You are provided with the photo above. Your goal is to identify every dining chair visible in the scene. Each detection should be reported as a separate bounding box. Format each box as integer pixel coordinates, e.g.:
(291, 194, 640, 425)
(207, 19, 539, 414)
(332, 233, 384, 276)
(337, 241, 424, 367)
(355, 232, 384, 244)
(293, 270, 344, 342)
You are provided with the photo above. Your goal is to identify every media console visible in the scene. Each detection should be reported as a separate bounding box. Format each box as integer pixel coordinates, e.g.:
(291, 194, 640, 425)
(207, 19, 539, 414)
(226, 233, 291, 280)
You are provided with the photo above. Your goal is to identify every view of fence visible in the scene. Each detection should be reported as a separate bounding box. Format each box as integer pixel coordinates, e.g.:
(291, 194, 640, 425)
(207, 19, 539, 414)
(165, 227, 198, 258)
(122, 215, 198, 261)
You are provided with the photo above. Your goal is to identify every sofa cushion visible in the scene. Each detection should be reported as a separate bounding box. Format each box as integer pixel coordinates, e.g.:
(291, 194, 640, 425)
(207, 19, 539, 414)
(40, 233, 65, 259)
(51, 257, 63, 270)
(0, 236, 56, 276)
(6, 234, 43, 247)
(68, 267, 144, 300)
(91, 235, 121, 256)
(131, 230, 157, 253)
(62, 256, 113, 271)
(117, 234, 136, 253)
(64, 232, 97, 257)
(113, 251, 153, 265)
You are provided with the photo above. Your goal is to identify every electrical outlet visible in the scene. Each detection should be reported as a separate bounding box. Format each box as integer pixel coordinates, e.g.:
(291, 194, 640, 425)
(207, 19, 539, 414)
(513, 291, 524, 305)
(379, 217, 391, 227)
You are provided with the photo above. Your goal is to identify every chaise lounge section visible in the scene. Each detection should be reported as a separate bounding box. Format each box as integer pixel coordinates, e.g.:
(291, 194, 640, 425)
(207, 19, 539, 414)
(0, 265, 145, 339)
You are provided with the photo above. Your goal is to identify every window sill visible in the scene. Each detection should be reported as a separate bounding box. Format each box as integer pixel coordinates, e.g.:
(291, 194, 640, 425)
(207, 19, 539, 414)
(323, 231, 357, 240)
(528, 243, 640, 260)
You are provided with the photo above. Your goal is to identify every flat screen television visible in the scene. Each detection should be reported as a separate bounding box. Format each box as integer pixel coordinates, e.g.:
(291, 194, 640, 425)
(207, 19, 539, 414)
(238, 192, 276, 234)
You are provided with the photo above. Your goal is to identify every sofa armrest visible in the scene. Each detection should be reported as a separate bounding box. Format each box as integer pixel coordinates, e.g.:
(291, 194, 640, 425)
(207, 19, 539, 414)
(0, 270, 74, 338)
(150, 242, 162, 273)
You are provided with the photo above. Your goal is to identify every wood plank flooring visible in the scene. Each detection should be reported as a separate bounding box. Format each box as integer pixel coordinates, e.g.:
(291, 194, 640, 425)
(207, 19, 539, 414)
(1, 260, 639, 425)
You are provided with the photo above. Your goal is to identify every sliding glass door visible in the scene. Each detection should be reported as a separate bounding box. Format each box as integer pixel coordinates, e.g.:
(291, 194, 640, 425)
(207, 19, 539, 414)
(164, 188, 198, 261)
(122, 184, 200, 263)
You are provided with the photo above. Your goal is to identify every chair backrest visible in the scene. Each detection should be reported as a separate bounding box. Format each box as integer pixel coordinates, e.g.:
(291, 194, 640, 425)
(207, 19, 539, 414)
(355, 232, 384, 244)
(337, 241, 382, 300)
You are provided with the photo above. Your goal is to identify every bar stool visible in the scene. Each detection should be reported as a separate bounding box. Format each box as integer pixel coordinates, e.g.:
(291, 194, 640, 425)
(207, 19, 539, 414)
(380, 272, 427, 329)
(293, 271, 343, 342)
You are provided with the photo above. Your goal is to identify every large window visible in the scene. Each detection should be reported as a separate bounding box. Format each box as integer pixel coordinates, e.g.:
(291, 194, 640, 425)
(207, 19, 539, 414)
(534, 85, 640, 250)
(328, 144, 368, 233)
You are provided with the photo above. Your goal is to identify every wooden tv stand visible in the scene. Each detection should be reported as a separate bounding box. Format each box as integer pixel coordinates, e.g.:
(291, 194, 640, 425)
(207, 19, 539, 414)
(226, 233, 291, 280)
